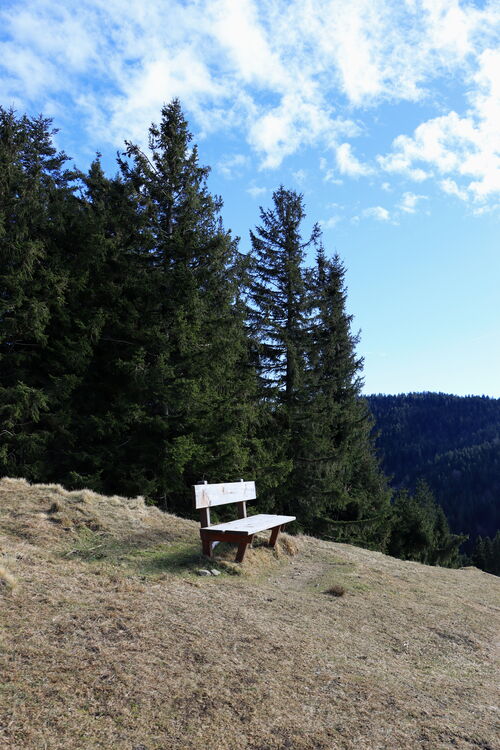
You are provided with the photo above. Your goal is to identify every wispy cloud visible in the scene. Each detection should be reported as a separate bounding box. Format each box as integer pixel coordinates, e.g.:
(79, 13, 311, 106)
(1, 0, 499, 204)
(292, 168, 307, 184)
(440, 178, 468, 201)
(218, 153, 248, 178)
(320, 215, 341, 230)
(319, 157, 342, 185)
(336, 143, 374, 177)
(247, 185, 267, 198)
(362, 206, 390, 221)
(378, 47, 500, 203)
(397, 192, 428, 214)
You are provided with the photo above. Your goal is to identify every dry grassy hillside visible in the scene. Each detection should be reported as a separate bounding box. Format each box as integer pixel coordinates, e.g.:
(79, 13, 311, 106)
(1, 477, 499, 750)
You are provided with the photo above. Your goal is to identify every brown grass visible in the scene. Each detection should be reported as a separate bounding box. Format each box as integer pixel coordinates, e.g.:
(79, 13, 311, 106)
(1, 477, 499, 750)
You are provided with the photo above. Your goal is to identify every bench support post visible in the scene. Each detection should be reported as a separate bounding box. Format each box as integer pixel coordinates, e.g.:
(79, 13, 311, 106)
(269, 525, 281, 548)
(235, 535, 253, 563)
(202, 537, 212, 557)
(200, 507, 212, 557)
(199, 507, 211, 528)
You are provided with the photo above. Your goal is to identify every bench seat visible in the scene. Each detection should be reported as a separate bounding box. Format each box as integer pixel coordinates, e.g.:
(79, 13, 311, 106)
(202, 514, 295, 536)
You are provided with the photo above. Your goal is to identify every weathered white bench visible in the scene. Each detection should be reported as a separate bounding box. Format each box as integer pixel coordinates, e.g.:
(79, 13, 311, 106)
(193, 480, 295, 563)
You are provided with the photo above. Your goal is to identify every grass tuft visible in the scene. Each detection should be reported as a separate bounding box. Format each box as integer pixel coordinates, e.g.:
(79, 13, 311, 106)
(279, 534, 300, 557)
(0, 565, 17, 593)
(48, 500, 63, 514)
(325, 583, 346, 597)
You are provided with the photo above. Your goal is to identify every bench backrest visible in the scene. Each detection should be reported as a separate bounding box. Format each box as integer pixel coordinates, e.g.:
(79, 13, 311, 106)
(193, 480, 256, 527)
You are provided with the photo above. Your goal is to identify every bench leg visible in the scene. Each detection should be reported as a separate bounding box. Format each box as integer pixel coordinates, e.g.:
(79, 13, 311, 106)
(235, 543, 247, 563)
(201, 537, 212, 557)
(269, 525, 281, 548)
(235, 536, 253, 563)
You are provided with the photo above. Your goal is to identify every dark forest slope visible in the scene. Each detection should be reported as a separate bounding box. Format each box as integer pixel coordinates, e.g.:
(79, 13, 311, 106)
(367, 393, 500, 541)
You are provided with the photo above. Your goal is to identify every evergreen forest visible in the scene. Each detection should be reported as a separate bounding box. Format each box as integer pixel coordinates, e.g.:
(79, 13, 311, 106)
(0, 102, 486, 571)
(368, 393, 500, 574)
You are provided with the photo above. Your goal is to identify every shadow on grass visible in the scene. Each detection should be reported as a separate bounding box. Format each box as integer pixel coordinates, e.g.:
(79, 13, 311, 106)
(129, 542, 244, 576)
(64, 530, 238, 576)
(128, 542, 206, 575)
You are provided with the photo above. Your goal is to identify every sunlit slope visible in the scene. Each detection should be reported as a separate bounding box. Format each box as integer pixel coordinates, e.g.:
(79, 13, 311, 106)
(1, 478, 498, 750)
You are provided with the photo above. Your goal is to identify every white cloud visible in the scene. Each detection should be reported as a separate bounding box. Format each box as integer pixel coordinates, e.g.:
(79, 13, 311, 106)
(440, 178, 468, 200)
(336, 143, 374, 177)
(378, 47, 500, 203)
(247, 185, 267, 198)
(1, 0, 499, 204)
(248, 95, 358, 169)
(320, 215, 341, 229)
(398, 192, 427, 213)
(218, 153, 248, 178)
(319, 157, 342, 184)
(362, 206, 390, 221)
(208, 0, 287, 89)
(292, 169, 307, 184)
(377, 149, 431, 182)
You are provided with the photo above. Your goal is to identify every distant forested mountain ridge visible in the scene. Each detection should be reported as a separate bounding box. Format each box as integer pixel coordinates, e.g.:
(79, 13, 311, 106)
(367, 393, 500, 544)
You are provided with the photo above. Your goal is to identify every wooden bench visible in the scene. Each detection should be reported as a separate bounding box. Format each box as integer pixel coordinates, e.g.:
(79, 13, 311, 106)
(193, 480, 295, 563)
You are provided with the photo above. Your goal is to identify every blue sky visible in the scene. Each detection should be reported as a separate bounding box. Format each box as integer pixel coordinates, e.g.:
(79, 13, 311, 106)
(1, 0, 499, 396)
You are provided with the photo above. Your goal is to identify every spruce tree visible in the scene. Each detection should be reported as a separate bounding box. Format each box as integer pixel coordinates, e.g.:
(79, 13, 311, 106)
(116, 100, 255, 511)
(247, 187, 319, 511)
(472, 532, 500, 575)
(293, 249, 391, 545)
(247, 189, 390, 544)
(387, 481, 466, 566)
(248, 186, 318, 401)
(0, 107, 80, 480)
(53, 158, 155, 495)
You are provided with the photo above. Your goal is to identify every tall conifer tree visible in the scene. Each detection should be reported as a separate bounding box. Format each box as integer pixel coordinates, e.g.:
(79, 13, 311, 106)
(0, 107, 80, 479)
(295, 249, 391, 545)
(117, 100, 255, 510)
(248, 189, 390, 544)
(54, 158, 155, 494)
(248, 186, 319, 401)
(247, 187, 319, 511)
(387, 481, 466, 565)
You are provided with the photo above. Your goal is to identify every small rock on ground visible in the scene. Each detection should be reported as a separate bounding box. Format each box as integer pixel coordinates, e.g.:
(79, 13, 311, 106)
(210, 569, 221, 576)
(197, 569, 211, 576)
